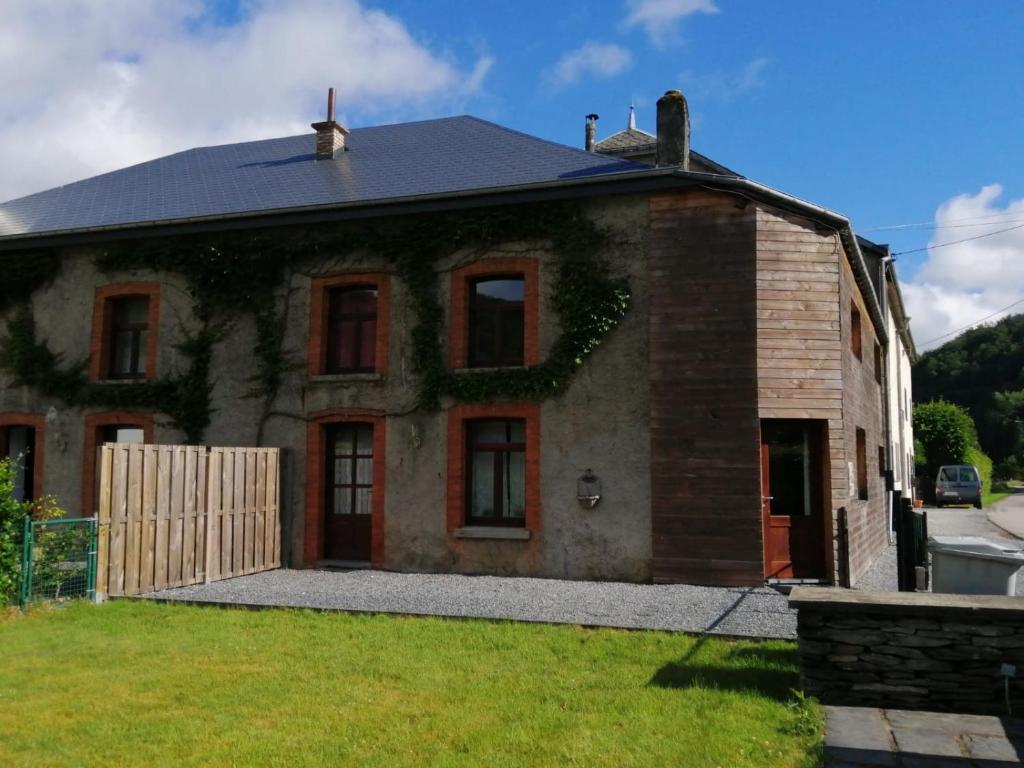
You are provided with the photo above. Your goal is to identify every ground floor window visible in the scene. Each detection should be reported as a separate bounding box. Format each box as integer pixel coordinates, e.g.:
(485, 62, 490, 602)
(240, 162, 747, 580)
(466, 420, 526, 526)
(1, 424, 38, 502)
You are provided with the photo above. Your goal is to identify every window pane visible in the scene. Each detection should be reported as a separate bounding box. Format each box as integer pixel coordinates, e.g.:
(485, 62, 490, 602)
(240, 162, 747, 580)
(334, 458, 352, 486)
(470, 451, 494, 517)
(960, 468, 978, 483)
(334, 489, 351, 515)
(471, 421, 509, 445)
(355, 425, 373, 454)
(356, 488, 372, 515)
(939, 467, 956, 482)
(5, 427, 32, 503)
(474, 279, 524, 303)
(103, 426, 144, 444)
(111, 330, 135, 375)
(113, 296, 149, 326)
(359, 319, 376, 369)
(508, 421, 525, 443)
(504, 451, 525, 518)
(356, 458, 373, 485)
(331, 287, 377, 317)
(500, 309, 525, 363)
(471, 310, 497, 365)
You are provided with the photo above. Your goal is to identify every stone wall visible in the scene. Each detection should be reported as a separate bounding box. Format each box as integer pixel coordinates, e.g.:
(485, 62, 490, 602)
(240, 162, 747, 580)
(791, 587, 1024, 715)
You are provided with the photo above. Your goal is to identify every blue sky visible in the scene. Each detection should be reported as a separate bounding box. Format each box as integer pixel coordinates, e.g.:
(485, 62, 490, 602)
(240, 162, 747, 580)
(2, 0, 1022, 348)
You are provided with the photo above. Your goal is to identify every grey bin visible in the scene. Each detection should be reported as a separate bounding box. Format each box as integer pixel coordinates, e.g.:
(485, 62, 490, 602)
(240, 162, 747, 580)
(928, 536, 1024, 596)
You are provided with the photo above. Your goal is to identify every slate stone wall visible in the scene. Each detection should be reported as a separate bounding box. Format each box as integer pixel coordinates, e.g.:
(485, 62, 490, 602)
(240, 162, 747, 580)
(791, 587, 1024, 715)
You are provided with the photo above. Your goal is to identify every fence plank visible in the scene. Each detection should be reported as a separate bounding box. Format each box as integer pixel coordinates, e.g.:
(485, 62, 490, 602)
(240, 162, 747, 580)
(196, 447, 208, 583)
(167, 447, 185, 587)
(182, 447, 198, 583)
(96, 445, 113, 597)
(232, 449, 245, 576)
(154, 446, 171, 591)
(269, 449, 281, 567)
(255, 451, 266, 570)
(124, 445, 143, 595)
(108, 445, 129, 597)
(139, 446, 158, 593)
(221, 449, 234, 578)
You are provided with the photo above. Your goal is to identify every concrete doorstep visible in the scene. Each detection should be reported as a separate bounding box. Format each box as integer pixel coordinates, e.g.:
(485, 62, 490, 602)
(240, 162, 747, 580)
(826, 705, 1024, 767)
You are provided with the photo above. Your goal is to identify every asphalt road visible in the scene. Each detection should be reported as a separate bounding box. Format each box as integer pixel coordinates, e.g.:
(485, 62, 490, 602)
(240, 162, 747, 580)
(988, 488, 1024, 539)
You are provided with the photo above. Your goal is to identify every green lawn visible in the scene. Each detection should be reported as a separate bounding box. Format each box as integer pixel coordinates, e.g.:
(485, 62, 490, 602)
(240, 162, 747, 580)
(0, 601, 821, 768)
(985, 480, 1017, 507)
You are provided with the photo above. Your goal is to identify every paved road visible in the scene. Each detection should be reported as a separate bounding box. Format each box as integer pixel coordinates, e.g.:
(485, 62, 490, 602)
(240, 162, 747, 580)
(989, 489, 1024, 539)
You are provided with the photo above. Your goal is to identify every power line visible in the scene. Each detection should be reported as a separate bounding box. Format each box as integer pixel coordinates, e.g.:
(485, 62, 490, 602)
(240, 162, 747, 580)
(863, 210, 1024, 232)
(919, 297, 1024, 347)
(892, 222, 1024, 256)
(865, 218, 1024, 233)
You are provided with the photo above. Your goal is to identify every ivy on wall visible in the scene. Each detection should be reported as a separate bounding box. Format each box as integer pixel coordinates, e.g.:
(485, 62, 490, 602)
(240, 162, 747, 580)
(0, 202, 631, 442)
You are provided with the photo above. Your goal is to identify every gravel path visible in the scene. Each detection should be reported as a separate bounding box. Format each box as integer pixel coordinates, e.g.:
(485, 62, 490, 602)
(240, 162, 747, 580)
(853, 541, 898, 593)
(145, 569, 797, 639)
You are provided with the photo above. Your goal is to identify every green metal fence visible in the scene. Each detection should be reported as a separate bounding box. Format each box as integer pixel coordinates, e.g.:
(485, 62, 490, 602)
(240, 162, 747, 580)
(19, 517, 98, 607)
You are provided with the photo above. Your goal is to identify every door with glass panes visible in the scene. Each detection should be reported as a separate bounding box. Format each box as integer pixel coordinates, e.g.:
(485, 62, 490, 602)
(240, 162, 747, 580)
(324, 423, 374, 561)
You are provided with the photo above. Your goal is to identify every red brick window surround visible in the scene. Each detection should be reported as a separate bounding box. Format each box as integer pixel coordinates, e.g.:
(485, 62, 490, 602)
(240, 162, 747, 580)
(449, 259, 539, 370)
(446, 403, 540, 534)
(81, 411, 154, 517)
(308, 274, 390, 376)
(0, 412, 46, 503)
(304, 409, 386, 568)
(89, 283, 160, 381)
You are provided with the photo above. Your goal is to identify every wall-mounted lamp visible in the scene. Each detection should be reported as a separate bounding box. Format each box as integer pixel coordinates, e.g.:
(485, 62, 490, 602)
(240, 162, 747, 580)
(577, 469, 601, 509)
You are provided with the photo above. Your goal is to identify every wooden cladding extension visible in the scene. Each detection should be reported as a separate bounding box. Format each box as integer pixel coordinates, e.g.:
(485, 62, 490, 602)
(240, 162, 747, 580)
(95, 444, 280, 597)
(648, 191, 764, 587)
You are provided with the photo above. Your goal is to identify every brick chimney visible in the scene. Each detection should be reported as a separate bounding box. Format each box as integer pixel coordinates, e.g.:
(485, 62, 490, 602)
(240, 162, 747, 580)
(311, 87, 349, 159)
(655, 89, 690, 170)
(584, 113, 599, 152)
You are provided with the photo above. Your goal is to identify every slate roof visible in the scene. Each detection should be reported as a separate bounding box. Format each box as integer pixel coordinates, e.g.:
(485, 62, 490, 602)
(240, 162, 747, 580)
(595, 127, 657, 153)
(0, 116, 651, 241)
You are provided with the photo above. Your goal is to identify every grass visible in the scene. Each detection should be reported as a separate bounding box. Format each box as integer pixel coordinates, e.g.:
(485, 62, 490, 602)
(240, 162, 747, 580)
(985, 480, 1017, 507)
(0, 601, 822, 768)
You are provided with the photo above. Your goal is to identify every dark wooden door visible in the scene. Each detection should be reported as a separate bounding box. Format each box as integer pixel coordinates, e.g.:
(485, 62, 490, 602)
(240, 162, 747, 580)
(761, 420, 828, 579)
(324, 423, 374, 562)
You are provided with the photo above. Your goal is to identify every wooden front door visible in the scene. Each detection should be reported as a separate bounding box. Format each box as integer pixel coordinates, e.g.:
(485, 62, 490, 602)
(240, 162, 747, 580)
(324, 423, 374, 562)
(761, 420, 828, 579)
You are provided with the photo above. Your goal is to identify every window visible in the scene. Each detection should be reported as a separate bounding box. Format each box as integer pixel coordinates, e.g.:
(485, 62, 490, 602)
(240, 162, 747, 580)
(328, 423, 374, 516)
(0, 416, 44, 503)
(878, 446, 886, 478)
(326, 286, 378, 373)
(100, 425, 146, 444)
(446, 403, 539, 536)
(469, 277, 525, 367)
(89, 283, 160, 381)
(466, 420, 526, 525)
(449, 259, 539, 370)
(308, 274, 390, 376)
(873, 342, 882, 384)
(81, 412, 154, 516)
(108, 297, 149, 379)
(851, 305, 862, 360)
(856, 427, 868, 500)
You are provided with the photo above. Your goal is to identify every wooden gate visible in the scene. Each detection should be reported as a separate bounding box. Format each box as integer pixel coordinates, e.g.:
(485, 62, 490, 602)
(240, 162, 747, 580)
(96, 444, 280, 597)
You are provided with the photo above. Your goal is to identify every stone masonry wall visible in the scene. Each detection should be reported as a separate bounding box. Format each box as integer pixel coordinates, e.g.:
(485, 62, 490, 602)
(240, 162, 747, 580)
(791, 587, 1024, 715)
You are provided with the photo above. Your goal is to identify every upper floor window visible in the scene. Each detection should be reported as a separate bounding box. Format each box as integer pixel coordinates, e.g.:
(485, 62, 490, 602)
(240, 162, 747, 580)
(873, 342, 882, 384)
(851, 304, 862, 360)
(108, 296, 150, 379)
(326, 286, 378, 374)
(469, 277, 525, 367)
(89, 283, 160, 382)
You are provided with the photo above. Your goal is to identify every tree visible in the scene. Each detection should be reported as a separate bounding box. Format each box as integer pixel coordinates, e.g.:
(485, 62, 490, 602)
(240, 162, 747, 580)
(913, 400, 993, 501)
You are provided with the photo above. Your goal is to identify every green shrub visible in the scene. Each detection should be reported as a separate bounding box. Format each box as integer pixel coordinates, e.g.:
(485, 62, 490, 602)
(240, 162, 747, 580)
(966, 445, 993, 496)
(0, 456, 32, 603)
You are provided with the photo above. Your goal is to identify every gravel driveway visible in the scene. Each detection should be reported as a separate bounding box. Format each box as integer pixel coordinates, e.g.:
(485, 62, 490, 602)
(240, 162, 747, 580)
(145, 569, 798, 639)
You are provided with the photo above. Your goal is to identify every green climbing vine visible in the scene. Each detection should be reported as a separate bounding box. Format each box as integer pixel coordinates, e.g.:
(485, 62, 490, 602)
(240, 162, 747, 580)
(0, 201, 631, 441)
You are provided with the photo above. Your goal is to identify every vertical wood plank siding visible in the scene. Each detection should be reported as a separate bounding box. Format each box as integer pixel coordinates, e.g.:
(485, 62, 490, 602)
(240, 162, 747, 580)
(649, 191, 763, 586)
(755, 206, 886, 584)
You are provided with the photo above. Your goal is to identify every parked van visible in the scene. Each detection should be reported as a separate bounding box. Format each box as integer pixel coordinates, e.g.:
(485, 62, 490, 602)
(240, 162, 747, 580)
(934, 465, 983, 509)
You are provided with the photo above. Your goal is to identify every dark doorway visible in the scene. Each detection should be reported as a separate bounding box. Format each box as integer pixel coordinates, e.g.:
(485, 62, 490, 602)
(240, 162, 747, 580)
(324, 423, 374, 562)
(1, 426, 37, 502)
(761, 420, 829, 580)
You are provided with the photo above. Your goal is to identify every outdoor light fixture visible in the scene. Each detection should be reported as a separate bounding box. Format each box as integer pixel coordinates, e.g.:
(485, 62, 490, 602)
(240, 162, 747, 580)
(576, 469, 601, 509)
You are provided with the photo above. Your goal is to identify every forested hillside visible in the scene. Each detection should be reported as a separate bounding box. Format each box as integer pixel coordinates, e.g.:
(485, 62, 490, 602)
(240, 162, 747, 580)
(913, 313, 1024, 477)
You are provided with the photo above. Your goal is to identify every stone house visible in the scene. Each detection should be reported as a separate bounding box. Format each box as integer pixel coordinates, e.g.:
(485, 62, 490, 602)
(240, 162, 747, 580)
(0, 89, 912, 587)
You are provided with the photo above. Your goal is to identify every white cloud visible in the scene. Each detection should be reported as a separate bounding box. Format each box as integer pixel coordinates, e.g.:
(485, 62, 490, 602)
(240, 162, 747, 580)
(902, 184, 1024, 350)
(0, 0, 491, 202)
(624, 0, 718, 47)
(545, 42, 633, 89)
(679, 57, 770, 102)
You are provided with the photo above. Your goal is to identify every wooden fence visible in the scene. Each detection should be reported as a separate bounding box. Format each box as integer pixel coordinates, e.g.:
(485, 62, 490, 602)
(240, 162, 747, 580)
(96, 444, 280, 597)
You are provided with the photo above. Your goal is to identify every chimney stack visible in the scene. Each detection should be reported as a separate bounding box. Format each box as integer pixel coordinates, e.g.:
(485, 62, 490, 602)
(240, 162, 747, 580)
(311, 87, 349, 159)
(584, 113, 599, 152)
(655, 89, 690, 170)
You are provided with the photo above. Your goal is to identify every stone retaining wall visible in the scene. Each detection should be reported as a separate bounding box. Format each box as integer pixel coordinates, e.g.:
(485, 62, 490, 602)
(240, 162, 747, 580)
(790, 587, 1024, 715)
